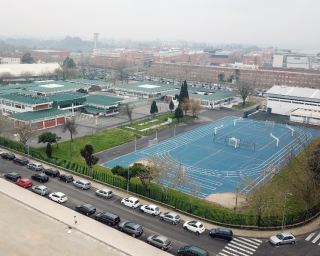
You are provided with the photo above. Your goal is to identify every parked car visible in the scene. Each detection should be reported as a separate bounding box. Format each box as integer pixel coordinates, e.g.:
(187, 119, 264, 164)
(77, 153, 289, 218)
(140, 205, 160, 216)
(49, 192, 67, 203)
(4, 172, 21, 182)
(13, 157, 29, 166)
(159, 212, 181, 225)
(0, 149, 3, 155)
(269, 232, 296, 245)
(178, 245, 208, 256)
(75, 204, 96, 216)
(183, 221, 205, 235)
(209, 228, 233, 241)
(27, 162, 44, 171)
(31, 173, 49, 183)
(95, 212, 120, 226)
(73, 180, 91, 190)
(1, 152, 15, 160)
(16, 178, 33, 188)
(147, 234, 171, 251)
(121, 197, 140, 209)
(31, 185, 50, 196)
(43, 168, 60, 177)
(119, 221, 143, 238)
(58, 174, 74, 183)
(95, 188, 113, 199)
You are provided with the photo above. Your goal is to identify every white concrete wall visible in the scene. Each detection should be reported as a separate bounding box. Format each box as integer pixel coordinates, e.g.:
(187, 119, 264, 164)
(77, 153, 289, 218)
(267, 98, 320, 115)
(273, 55, 284, 68)
(290, 115, 320, 125)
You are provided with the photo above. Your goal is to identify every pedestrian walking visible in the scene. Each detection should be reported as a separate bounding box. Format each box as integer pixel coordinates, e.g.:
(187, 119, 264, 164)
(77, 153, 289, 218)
(74, 216, 77, 225)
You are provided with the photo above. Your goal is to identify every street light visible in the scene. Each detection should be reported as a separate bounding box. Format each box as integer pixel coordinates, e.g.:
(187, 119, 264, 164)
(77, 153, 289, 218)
(282, 193, 292, 232)
(123, 161, 130, 197)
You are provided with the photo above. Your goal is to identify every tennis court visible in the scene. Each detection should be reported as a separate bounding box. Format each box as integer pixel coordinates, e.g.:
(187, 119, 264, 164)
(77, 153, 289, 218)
(103, 116, 318, 198)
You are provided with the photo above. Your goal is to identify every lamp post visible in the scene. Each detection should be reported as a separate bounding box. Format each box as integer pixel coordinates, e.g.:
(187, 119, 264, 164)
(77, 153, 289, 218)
(122, 161, 130, 197)
(282, 193, 292, 232)
(235, 186, 239, 211)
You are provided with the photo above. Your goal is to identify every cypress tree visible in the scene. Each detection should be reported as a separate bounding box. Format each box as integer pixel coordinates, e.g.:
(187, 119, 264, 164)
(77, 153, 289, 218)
(169, 100, 174, 113)
(150, 101, 158, 117)
(174, 107, 183, 123)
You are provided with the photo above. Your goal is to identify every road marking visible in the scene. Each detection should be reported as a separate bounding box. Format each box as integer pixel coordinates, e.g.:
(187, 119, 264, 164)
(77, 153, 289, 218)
(218, 252, 230, 256)
(230, 241, 256, 251)
(224, 246, 250, 256)
(237, 237, 261, 246)
(251, 238, 263, 243)
(233, 238, 258, 248)
(306, 233, 315, 241)
(221, 249, 240, 256)
(312, 233, 320, 243)
(227, 243, 253, 255)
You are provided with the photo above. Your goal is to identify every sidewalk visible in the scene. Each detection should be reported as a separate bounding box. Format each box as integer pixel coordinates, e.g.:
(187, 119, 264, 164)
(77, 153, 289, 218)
(2, 143, 320, 240)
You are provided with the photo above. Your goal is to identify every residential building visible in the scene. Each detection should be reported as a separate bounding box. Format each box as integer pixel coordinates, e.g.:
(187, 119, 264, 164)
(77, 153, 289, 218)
(242, 54, 262, 65)
(211, 51, 235, 65)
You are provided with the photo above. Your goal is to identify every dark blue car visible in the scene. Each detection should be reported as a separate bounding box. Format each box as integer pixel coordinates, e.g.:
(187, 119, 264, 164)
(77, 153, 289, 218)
(209, 228, 233, 241)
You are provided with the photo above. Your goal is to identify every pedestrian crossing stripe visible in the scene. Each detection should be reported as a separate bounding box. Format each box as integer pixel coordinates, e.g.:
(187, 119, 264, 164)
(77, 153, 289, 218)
(217, 237, 262, 256)
(305, 231, 320, 245)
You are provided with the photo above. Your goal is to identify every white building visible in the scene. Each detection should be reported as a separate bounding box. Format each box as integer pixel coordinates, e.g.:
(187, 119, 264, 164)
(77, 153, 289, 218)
(0, 57, 20, 64)
(93, 48, 125, 57)
(264, 85, 320, 125)
(286, 57, 309, 69)
(273, 53, 284, 68)
(0, 63, 62, 77)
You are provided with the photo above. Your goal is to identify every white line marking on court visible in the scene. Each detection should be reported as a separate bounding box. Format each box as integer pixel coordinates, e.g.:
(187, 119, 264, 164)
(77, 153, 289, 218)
(224, 246, 250, 256)
(230, 241, 256, 251)
(227, 243, 253, 254)
(306, 233, 315, 241)
(312, 233, 320, 243)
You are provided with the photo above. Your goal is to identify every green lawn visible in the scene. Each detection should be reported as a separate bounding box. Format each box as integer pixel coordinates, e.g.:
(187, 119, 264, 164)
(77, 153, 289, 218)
(119, 112, 194, 135)
(34, 128, 140, 171)
(232, 100, 259, 110)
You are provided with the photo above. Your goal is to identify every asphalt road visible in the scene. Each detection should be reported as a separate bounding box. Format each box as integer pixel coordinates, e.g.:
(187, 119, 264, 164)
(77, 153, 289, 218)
(2, 157, 320, 255)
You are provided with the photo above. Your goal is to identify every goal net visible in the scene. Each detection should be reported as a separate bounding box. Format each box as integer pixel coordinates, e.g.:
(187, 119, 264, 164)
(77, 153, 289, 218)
(228, 137, 241, 148)
(265, 121, 275, 128)
(149, 138, 158, 146)
(214, 135, 256, 150)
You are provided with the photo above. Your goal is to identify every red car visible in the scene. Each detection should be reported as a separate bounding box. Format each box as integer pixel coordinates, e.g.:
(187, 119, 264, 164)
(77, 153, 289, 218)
(16, 178, 33, 188)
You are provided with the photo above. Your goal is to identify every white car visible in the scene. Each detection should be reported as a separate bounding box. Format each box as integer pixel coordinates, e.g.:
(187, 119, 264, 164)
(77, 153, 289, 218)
(140, 205, 160, 216)
(121, 197, 140, 209)
(183, 221, 205, 235)
(49, 192, 68, 204)
(0, 149, 3, 155)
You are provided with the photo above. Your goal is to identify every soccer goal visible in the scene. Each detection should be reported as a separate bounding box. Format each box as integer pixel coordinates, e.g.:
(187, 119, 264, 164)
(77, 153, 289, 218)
(228, 137, 241, 148)
(149, 138, 158, 146)
(265, 120, 275, 128)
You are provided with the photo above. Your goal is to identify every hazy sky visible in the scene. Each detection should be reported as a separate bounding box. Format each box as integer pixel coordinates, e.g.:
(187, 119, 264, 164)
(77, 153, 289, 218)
(2, 0, 320, 50)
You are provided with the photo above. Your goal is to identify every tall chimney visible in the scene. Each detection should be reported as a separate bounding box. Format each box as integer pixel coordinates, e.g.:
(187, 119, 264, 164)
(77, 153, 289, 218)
(94, 33, 99, 49)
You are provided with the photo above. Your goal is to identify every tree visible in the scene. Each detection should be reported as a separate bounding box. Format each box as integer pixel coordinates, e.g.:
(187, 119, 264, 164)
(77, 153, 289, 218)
(180, 98, 190, 115)
(15, 121, 34, 146)
(116, 59, 129, 84)
(174, 107, 183, 123)
(20, 71, 33, 83)
(63, 57, 69, 66)
(133, 163, 153, 190)
(189, 97, 203, 117)
(111, 164, 138, 183)
(218, 73, 225, 83)
(141, 153, 188, 200)
(119, 104, 134, 124)
(65, 58, 76, 69)
(0, 72, 14, 85)
(76, 88, 88, 94)
(185, 175, 203, 211)
(61, 118, 78, 142)
(150, 101, 158, 117)
(46, 143, 52, 158)
(0, 115, 13, 137)
(227, 75, 235, 83)
(178, 80, 189, 104)
(237, 79, 254, 106)
(21, 53, 34, 64)
(80, 144, 99, 174)
(169, 100, 174, 113)
(38, 131, 60, 148)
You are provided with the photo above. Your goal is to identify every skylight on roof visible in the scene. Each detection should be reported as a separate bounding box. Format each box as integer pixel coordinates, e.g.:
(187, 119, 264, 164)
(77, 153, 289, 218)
(138, 85, 160, 89)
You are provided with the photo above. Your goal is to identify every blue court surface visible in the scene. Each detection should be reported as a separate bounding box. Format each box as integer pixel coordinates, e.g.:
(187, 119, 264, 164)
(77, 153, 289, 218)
(103, 116, 319, 198)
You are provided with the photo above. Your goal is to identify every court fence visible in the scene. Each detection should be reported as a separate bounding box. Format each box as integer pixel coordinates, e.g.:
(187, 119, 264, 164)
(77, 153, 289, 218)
(243, 105, 262, 118)
(1, 136, 320, 229)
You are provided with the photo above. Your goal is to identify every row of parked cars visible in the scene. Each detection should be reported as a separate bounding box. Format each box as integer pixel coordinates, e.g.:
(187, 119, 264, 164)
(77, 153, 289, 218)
(1, 151, 297, 254)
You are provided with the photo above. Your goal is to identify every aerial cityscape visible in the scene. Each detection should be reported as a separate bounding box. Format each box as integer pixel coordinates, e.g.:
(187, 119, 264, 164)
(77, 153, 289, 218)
(1, 1, 320, 256)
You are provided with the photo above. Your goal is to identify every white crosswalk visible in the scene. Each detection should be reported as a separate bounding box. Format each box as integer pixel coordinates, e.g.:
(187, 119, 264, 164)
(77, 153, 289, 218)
(217, 237, 263, 256)
(305, 231, 320, 245)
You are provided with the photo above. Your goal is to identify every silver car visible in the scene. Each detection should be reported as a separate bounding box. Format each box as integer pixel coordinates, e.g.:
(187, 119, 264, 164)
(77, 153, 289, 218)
(159, 212, 181, 225)
(269, 232, 296, 245)
(147, 234, 171, 250)
(27, 162, 44, 171)
(95, 188, 113, 199)
(73, 179, 91, 190)
(31, 185, 50, 196)
(119, 221, 143, 238)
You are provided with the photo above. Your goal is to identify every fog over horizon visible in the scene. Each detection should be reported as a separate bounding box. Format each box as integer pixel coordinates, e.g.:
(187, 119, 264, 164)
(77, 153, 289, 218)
(1, 0, 320, 52)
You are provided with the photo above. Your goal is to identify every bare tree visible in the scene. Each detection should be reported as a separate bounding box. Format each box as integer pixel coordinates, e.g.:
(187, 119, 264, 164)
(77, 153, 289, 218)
(180, 98, 190, 115)
(0, 72, 13, 85)
(119, 104, 134, 124)
(116, 59, 129, 84)
(61, 118, 78, 142)
(236, 79, 254, 106)
(141, 153, 188, 200)
(185, 175, 203, 211)
(189, 97, 203, 117)
(0, 115, 14, 137)
(15, 121, 34, 146)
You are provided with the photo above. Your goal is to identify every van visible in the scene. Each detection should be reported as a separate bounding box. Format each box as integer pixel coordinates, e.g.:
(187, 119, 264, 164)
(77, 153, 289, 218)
(95, 212, 121, 226)
(178, 245, 208, 256)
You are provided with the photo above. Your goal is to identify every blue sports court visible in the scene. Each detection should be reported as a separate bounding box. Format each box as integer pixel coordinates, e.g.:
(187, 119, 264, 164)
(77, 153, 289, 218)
(103, 116, 318, 198)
